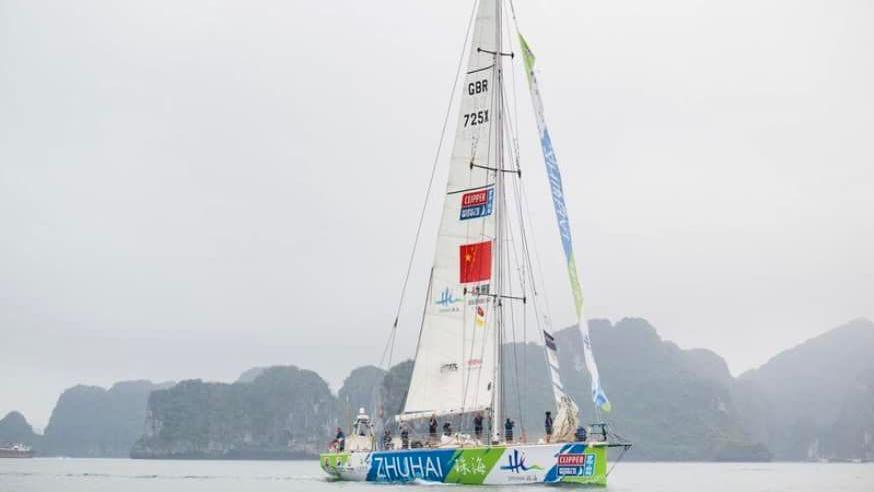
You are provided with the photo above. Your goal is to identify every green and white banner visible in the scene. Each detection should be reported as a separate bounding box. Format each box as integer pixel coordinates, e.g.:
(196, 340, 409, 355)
(321, 443, 607, 485)
(519, 34, 611, 413)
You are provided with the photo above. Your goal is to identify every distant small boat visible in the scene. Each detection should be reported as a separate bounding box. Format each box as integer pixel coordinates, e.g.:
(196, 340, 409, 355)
(0, 443, 34, 458)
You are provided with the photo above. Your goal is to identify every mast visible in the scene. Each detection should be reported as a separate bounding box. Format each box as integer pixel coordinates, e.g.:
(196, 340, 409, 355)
(491, 0, 505, 444)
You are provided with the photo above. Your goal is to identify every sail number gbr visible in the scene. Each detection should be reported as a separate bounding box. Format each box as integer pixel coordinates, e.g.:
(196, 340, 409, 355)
(463, 109, 489, 127)
(463, 78, 489, 127)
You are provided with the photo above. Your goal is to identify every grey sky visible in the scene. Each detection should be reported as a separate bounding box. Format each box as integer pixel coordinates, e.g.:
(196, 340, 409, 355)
(1, 0, 872, 429)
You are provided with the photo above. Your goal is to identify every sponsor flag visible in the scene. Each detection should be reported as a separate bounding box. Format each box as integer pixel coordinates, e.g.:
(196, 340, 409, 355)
(520, 33, 611, 413)
(459, 240, 492, 284)
(543, 330, 557, 351)
(475, 305, 486, 327)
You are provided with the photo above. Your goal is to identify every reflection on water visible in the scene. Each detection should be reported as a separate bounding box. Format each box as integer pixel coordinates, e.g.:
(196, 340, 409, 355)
(0, 459, 872, 492)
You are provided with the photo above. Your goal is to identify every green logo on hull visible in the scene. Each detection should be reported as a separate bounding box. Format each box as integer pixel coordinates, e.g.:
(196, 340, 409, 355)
(445, 446, 505, 485)
(320, 452, 350, 477)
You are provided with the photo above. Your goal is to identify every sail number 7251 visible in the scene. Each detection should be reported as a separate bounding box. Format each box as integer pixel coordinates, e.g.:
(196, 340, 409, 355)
(463, 110, 489, 127)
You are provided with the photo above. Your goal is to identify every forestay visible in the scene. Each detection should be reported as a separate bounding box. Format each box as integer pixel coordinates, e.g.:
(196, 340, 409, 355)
(400, 0, 500, 421)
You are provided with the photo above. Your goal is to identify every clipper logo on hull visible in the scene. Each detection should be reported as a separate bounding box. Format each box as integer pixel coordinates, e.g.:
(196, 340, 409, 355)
(556, 453, 595, 476)
(459, 187, 494, 220)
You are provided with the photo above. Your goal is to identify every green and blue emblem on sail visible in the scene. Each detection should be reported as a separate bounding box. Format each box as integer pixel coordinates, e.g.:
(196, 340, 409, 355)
(519, 34, 611, 413)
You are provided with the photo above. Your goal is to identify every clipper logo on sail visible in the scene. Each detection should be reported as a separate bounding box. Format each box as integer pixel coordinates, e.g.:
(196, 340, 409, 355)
(459, 187, 494, 220)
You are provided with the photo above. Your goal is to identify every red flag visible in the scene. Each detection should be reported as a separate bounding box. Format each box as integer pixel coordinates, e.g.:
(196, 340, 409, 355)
(459, 240, 492, 284)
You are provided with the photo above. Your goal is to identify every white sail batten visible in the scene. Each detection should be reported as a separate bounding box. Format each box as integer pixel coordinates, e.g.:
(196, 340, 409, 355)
(400, 0, 501, 420)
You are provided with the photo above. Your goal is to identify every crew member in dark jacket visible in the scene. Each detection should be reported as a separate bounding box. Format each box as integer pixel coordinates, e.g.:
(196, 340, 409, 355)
(473, 412, 484, 441)
(335, 427, 346, 451)
(544, 411, 553, 442)
(428, 415, 438, 443)
(400, 426, 410, 449)
(504, 418, 515, 443)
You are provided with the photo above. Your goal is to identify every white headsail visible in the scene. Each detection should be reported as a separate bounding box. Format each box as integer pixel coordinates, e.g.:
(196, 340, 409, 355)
(399, 0, 501, 421)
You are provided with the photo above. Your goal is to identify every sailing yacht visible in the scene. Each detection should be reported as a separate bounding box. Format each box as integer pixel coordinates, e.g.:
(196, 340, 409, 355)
(320, 0, 630, 485)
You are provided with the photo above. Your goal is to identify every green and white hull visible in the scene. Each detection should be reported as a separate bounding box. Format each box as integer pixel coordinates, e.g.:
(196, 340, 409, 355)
(320, 442, 607, 486)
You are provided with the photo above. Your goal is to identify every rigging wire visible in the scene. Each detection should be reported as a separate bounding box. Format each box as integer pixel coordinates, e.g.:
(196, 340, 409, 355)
(508, 0, 617, 435)
(507, 0, 608, 435)
(379, 0, 480, 370)
(503, 0, 556, 335)
(506, 0, 554, 330)
(499, 2, 568, 433)
(503, 149, 525, 437)
(508, 0, 523, 34)
(496, 69, 528, 436)
(506, 4, 529, 424)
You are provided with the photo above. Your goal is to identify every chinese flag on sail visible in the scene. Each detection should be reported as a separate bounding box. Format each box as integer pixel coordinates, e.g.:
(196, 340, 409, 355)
(459, 240, 492, 284)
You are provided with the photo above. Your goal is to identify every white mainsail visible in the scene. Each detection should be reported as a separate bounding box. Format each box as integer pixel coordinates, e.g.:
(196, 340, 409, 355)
(400, 0, 501, 421)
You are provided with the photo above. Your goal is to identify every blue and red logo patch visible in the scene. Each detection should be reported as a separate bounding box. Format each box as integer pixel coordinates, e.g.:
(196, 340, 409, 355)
(459, 187, 494, 220)
(556, 453, 595, 476)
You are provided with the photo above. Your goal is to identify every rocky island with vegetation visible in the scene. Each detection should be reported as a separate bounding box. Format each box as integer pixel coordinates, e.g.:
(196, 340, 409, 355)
(3, 317, 872, 462)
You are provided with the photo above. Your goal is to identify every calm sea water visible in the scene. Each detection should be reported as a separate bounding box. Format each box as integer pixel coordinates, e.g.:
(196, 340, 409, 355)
(0, 459, 872, 492)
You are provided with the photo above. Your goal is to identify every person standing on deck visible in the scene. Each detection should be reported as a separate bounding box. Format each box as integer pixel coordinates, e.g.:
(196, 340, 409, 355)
(473, 412, 484, 442)
(335, 427, 346, 452)
(428, 415, 438, 444)
(544, 411, 553, 443)
(504, 418, 515, 443)
(400, 425, 410, 449)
